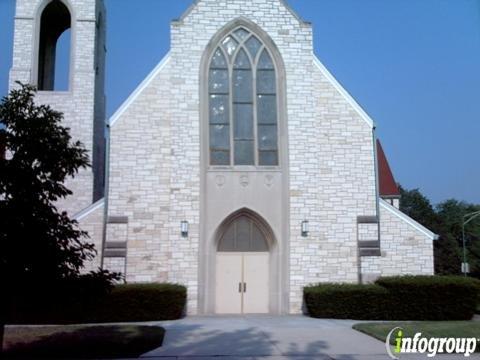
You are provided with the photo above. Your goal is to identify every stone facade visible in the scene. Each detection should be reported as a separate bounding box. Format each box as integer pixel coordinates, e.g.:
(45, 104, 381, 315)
(361, 199, 435, 282)
(10, 0, 436, 315)
(108, 56, 173, 285)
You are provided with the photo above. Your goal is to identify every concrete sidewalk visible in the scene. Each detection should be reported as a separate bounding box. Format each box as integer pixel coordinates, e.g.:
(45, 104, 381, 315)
(134, 316, 472, 360)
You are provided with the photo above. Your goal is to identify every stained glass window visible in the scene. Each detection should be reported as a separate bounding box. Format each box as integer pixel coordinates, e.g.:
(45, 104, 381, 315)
(208, 27, 279, 166)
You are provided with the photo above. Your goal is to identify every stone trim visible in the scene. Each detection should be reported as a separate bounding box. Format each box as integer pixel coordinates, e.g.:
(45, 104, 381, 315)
(103, 250, 126, 258)
(105, 241, 127, 249)
(357, 215, 378, 224)
(108, 216, 129, 224)
(359, 249, 381, 257)
(359, 240, 380, 248)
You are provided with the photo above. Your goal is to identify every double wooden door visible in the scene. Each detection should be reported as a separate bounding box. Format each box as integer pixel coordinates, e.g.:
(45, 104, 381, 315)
(215, 252, 269, 314)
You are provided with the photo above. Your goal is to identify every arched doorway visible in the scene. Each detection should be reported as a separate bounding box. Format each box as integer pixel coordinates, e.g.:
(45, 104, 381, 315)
(215, 212, 272, 314)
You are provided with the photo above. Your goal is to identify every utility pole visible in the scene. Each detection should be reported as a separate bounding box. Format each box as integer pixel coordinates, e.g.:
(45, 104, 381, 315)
(461, 210, 480, 276)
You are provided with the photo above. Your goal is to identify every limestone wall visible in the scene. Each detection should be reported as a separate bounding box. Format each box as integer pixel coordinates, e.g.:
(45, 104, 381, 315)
(107, 58, 173, 285)
(361, 199, 435, 281)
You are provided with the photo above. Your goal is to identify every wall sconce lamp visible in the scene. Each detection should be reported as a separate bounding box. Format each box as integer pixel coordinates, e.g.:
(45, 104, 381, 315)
(181, 221, 189, 238)
(301, 220, 309, 237)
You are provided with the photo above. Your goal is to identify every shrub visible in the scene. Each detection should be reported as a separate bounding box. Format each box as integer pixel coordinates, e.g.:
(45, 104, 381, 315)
(5, 272, 119, 325)
(304, 276, 480, 321)
(304, 283, 390, 320)
(6, 283, 186, 324)
(88, 283, 187, 322)
(376, 275, 480, 320)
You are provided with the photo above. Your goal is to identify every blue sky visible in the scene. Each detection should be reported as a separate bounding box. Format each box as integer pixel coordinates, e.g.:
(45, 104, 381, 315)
(1, 0, 479, 205)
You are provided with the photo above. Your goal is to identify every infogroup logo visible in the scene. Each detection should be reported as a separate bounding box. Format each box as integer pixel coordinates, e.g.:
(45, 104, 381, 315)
(386, 327, 478, 359)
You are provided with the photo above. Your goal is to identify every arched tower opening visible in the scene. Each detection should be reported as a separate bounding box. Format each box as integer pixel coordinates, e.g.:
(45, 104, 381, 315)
(37, 0, 71, 91)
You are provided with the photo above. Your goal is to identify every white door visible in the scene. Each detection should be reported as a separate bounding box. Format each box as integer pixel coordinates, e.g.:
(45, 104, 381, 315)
(215, 215, 270, 314)
(243, 252, 269, 313)
(215, 253, 243, 314)
(215, 252, 269, 314)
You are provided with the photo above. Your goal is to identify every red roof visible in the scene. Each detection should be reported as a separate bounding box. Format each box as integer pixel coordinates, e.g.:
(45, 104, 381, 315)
(377, 140, 400, 197)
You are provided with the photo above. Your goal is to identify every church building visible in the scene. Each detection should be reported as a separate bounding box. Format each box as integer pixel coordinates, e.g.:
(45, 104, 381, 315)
(9, 0, 437, 315)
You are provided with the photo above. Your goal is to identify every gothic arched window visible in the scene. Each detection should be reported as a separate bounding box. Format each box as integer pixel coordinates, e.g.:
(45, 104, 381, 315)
(37, 0, 71, 91)
(209, 27, 279, 166)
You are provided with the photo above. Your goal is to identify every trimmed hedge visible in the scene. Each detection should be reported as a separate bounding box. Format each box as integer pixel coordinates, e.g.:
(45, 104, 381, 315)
(376, 276, 480, 320)
(304, 284, 389, 320)
(304, 276, 480, 321)
(6, 283, 187, 324)
(89, 284, 187, 322)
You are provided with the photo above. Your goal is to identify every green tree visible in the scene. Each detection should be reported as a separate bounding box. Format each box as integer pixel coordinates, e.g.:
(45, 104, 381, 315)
(0, 84, 94, 283)
(399, 185, 437, 229)
(436, 200, 480, 276)
(0, 84, 118, 348)
(433, 234, 462, 275)
(399, 186, 480, 277)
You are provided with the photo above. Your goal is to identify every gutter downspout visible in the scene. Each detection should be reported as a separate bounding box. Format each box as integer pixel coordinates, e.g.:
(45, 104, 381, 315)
(372, 127, 381, 246)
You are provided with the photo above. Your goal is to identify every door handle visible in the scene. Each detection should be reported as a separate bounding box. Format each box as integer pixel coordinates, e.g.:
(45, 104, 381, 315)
(238, 282, 242, 293)
(243, 282, 246, 292)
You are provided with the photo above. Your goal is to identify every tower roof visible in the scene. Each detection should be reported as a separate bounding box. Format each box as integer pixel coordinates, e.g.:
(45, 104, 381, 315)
(377, 139, 400, 197)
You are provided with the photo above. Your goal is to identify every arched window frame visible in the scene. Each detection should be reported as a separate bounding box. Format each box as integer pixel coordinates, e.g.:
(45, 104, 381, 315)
(33, 0, 75, 92)
(202, 19, 287, 169)
(215, 209, 276, 252)
(217, 213, 271, 252)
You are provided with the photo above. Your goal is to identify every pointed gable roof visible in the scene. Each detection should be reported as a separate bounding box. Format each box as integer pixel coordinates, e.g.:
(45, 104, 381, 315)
(377, 139, 400, 197)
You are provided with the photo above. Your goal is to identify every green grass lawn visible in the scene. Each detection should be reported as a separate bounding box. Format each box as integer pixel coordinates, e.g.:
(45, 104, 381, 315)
(3, 324, 165, 358)
(353, 321, 480, 352)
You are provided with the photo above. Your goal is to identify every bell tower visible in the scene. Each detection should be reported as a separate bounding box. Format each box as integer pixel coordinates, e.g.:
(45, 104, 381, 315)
(9, 0, 107, 214)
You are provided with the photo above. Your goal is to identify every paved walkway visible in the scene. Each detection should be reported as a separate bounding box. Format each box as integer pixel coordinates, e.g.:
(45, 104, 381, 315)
(133, 316, 471, 360)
